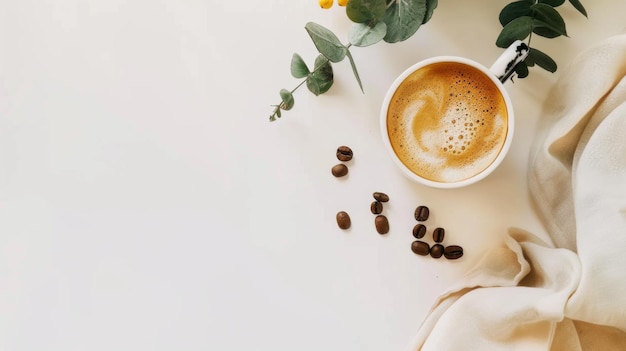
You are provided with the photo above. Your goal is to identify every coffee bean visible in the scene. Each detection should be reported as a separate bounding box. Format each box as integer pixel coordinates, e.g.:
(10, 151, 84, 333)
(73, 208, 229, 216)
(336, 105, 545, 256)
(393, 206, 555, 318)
(331, 164, 348, 177)
(433, 227, 445, 243)
(370, 201, 383, 215)
(373, 192, 389, 202)
(374, 215, 389, 234)
(411, 241, 430, 256)
(336, 211, 351, 230)
(444, 245, 464, 260)
(430, 244, 444, 259)
(412, 224, 426, 239)
(336, 146, 353, 161)
(414, 205, 430, 221)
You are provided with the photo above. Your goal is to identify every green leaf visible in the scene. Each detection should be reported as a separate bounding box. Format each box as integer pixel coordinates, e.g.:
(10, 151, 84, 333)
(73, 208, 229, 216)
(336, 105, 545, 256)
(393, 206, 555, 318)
(538, 0, 565, 6)
(568, 0, 587, 17)
(279, 89, 294, 110)
(382, 0, 427, 43)
(345, 50, 364, 93)
(532, 3, 567, 37)
(422, 0, 438, 24)
(496, 16, 533, 48)
(304, 22, 347, 63)
(269, 106, 278, 121)
(532, 25, 561, 38)
(499, 1, 533, 26)
(290, 53, 310, 78)
(529, 47, 557, 72)
(514, 61, 529, 78)
(348, 22, 387, 47)
(306, 55, 334, 96)
(346, 0, 386, 23)
(524, 54, 535, 67)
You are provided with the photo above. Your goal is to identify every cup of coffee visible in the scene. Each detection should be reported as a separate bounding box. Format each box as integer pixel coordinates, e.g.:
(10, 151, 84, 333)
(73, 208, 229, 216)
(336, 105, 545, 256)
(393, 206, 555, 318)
(380, 41, 529, 188)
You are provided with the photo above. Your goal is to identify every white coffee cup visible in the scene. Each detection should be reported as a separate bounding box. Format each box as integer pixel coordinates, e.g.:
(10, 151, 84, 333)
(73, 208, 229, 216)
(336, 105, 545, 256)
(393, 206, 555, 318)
(380, 41, 529, 189)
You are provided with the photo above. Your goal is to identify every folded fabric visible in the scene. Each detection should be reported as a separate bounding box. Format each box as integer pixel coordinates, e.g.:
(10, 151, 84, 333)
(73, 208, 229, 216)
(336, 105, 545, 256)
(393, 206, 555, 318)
(406, 33, 626, 350)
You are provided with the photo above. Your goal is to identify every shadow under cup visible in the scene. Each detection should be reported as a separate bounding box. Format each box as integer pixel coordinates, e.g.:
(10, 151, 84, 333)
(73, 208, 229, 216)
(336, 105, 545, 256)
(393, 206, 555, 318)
(380, 57, 514, 189)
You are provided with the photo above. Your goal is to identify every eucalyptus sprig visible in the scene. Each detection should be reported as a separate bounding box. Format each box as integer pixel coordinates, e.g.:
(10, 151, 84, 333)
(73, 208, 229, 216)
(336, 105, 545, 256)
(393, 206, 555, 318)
(496, 0, 587, 78)
(269, 0, 437, 122)
(269, 22, 361, 122)
(269, 0, 585, 121)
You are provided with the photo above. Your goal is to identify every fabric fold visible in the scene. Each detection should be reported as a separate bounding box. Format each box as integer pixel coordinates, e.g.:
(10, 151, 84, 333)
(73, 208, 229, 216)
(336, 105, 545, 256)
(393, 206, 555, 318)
(407, 229, 581, 351)
(407, 33, 626, 351)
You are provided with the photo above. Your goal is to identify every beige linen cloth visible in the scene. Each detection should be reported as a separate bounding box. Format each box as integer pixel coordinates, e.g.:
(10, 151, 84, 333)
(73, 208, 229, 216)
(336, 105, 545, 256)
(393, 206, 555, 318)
(406, 33, 626, 351)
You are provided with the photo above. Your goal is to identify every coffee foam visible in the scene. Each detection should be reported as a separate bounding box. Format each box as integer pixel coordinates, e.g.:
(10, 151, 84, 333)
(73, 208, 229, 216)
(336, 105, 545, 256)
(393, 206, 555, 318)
(386, 62, 508, 183)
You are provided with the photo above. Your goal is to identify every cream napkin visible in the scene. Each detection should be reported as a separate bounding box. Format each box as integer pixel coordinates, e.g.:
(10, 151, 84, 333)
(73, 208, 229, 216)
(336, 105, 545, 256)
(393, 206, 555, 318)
(406, 33, 626, 351)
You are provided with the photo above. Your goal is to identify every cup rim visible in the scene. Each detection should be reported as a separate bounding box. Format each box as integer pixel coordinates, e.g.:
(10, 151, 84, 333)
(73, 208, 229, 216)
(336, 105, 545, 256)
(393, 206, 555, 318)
(379, 56, 515, 189)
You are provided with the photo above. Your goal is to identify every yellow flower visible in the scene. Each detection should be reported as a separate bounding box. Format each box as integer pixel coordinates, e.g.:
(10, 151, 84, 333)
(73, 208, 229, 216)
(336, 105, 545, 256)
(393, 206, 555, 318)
(319, 0, 333, 9)
(338, 0, 348, 6)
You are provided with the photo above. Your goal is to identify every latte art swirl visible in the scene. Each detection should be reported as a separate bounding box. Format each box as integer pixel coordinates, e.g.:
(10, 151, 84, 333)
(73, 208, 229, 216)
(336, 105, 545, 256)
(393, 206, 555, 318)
(386, 62, 508, 183)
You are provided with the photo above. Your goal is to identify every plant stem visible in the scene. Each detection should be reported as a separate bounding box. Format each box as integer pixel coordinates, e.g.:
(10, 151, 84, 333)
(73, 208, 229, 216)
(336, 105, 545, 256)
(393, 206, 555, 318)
(270, 56, 332, 121)
(290, 79, 308, 94)
(289, 56, 331, 93)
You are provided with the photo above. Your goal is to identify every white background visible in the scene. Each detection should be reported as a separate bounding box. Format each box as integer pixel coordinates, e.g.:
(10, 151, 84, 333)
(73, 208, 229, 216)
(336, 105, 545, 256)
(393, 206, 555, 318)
(1, 1, 625, 350)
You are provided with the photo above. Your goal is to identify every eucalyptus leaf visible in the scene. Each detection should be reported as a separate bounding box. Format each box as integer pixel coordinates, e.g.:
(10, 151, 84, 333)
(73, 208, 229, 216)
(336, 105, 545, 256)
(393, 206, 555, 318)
(348, 22, 387, 47)
(422, 0, 438, 24)
(304, 22, 347, 63)
(346, 0, 386, 24)
(532, 26, 561, 38)
(306, 55, 334, 95)
(499, 1, 533, 26)
(568, 0, 587, 17)
(514, 61, 529, 78)
(345, 50, 364, 93)
(382, 0, 427, 43)
(532, 3, 567, 37)
(290, 53, 310, 78)
(496, 16, 533, 48)
(279, 89, 294, 110)
(531, 18, 564, 39)
(538, 0, 565, 6)
(529, 47, 557, 72)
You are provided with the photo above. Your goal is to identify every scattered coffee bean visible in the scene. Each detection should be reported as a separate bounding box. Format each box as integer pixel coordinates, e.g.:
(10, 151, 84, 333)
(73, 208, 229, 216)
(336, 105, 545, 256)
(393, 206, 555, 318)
(433, 227, 445, 243)
(412, 224, 427, 239)
(443, 245, 464, 260)
(430, 244, 444, 259)
(336, 211, 351, 230)
(414, 205, 430, 221)
(331, 164, 349, 177)
(374, 215, 389, 234)
(373, 192, 389, 202)
(336, 146, 353, 162)
(411, 240, 430, 256)
(370, 201, 383, 215)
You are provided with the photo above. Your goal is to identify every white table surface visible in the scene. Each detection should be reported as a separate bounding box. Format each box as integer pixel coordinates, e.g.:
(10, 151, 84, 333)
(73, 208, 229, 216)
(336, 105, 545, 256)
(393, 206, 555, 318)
(1, 1, 625, 350)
